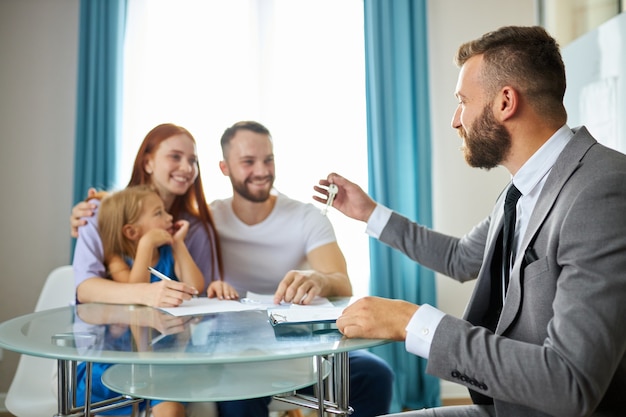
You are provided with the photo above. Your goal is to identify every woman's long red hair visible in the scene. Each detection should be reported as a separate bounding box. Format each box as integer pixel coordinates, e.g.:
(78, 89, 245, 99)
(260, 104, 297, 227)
(127, 123, 223, 280)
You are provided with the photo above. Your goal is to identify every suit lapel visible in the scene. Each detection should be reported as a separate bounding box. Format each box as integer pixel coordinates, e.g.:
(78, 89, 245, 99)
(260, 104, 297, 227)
(497, 127, 597, 333)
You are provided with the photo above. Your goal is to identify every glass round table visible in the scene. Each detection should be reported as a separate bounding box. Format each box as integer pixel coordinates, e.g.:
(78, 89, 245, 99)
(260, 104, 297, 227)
(0, 301, 388, 416)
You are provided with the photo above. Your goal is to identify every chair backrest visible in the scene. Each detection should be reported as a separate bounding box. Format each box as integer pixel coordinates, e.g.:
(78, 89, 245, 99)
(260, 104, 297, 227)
(34, 265, 75, 312)
(5, 265, 75, 417)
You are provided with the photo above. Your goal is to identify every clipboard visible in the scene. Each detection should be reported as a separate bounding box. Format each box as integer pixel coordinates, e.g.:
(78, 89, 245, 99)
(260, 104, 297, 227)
(267, 306, 344, 326)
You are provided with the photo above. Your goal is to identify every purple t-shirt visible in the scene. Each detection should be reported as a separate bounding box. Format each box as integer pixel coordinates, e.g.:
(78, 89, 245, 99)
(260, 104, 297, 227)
(72, 199, 218, 298)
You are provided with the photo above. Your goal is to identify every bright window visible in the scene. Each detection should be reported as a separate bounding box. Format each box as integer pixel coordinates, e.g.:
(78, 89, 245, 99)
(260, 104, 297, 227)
(120, 0, 370, 296)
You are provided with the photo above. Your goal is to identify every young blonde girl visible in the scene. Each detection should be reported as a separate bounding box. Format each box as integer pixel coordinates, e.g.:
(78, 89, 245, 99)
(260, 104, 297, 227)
(76, 185, 237, 417)
(98, 185, 204, 292)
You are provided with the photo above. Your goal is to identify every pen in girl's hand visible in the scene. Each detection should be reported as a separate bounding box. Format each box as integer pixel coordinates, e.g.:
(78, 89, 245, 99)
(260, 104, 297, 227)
(148, 266, 199, 298)
(148, 266, 172, 281)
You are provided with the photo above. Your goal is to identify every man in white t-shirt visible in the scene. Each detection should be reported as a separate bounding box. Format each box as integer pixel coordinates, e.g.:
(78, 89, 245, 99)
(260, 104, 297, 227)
(210, 121, 394, 417)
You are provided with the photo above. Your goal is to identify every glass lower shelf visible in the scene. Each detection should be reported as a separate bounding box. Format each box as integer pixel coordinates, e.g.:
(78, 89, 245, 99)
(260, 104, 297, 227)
(102, 356, 331, 402)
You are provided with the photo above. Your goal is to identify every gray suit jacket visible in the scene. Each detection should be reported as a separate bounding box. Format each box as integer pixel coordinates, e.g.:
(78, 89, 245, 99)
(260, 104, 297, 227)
(379, 127, 626, 417)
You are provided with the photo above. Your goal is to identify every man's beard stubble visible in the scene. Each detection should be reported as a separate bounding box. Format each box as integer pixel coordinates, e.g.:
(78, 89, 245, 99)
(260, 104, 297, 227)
(459, 104, 512, 170)
(231, 175, 274, 203)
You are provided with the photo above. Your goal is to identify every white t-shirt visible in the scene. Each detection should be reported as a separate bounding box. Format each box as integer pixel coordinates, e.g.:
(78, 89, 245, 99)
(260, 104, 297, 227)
(210, 193, 337, 295)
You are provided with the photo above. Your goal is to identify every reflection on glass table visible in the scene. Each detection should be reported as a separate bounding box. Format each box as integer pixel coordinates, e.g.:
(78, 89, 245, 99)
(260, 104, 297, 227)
(0, 301, 388, 417)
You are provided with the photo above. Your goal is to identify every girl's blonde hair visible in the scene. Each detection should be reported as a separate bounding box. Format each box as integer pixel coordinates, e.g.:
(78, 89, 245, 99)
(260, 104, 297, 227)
(98, 185, 158, 262)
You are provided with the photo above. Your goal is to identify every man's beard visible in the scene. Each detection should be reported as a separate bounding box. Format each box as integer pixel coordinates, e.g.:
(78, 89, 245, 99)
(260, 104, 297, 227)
(232, 175, 274, 203)
(459, 104, 511, 170)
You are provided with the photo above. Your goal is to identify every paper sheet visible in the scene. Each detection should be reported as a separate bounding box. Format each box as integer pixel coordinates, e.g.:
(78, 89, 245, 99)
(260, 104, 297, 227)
(158, 292, 334, 317)
(158, 297, 262, 316)
(243, 292, 334, 308)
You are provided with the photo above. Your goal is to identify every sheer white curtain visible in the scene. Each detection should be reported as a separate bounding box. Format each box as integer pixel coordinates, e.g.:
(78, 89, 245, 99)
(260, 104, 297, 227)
(121, 0, 370, 295)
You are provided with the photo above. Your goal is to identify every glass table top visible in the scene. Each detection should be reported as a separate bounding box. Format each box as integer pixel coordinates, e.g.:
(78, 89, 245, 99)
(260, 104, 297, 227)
(0, 302, 387, 365)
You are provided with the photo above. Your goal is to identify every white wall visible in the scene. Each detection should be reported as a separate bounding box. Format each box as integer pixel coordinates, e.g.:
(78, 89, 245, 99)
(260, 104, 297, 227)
(0, 0, 537, 404)
(0, 0, 78, 396)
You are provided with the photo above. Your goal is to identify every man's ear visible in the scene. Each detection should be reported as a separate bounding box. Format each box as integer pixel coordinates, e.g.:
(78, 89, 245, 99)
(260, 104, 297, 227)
(495, 86, 519, 121)
(123, 224, 140, 241)
(219, 160, 229, 176)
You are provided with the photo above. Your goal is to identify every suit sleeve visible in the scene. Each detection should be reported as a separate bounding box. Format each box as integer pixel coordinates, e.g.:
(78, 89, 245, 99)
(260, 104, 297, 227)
(378, 211, 488, 283)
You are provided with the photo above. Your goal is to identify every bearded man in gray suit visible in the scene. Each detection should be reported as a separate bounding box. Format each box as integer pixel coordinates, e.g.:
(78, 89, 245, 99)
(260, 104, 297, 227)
(314, 26, 626, 417)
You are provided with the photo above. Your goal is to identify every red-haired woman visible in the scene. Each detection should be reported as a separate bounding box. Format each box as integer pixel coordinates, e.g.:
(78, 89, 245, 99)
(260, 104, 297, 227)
(72, 123, 236, 306)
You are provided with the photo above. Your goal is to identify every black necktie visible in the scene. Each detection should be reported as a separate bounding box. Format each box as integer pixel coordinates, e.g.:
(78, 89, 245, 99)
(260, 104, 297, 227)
(502, 184, 522, 300)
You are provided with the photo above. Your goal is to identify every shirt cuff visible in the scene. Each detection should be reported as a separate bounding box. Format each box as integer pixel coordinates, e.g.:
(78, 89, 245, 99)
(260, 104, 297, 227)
(365, 204, 393, 238)
(405, 304, 446, 359)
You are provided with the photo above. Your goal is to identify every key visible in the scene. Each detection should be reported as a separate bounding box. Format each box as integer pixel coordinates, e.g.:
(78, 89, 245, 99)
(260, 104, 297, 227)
(321, 184, 338, 215)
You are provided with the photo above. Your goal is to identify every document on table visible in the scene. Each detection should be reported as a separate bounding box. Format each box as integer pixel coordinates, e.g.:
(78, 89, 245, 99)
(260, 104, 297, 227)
(242, 292, 335, 307)
(158, 292, 335, 317)
(158, 297, 262, 316)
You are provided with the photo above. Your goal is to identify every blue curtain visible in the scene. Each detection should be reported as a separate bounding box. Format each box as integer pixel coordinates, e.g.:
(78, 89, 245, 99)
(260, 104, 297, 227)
(71, 0, 126, 259)
(73, 0, 127, 206)
(363, 0, 440, 411)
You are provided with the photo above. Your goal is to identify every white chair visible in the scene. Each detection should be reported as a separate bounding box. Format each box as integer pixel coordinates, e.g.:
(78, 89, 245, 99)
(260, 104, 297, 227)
(5, 265, 75, 417)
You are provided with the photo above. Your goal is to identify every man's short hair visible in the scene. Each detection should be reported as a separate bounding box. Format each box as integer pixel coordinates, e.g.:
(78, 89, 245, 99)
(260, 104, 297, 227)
(220, 121, 271, 158)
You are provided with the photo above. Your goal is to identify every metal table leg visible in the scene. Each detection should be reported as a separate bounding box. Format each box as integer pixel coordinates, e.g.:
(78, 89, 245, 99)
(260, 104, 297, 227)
(56, 359, 73, 417)
(55, 358, 143, 417)
(272, 353, 353, 416)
